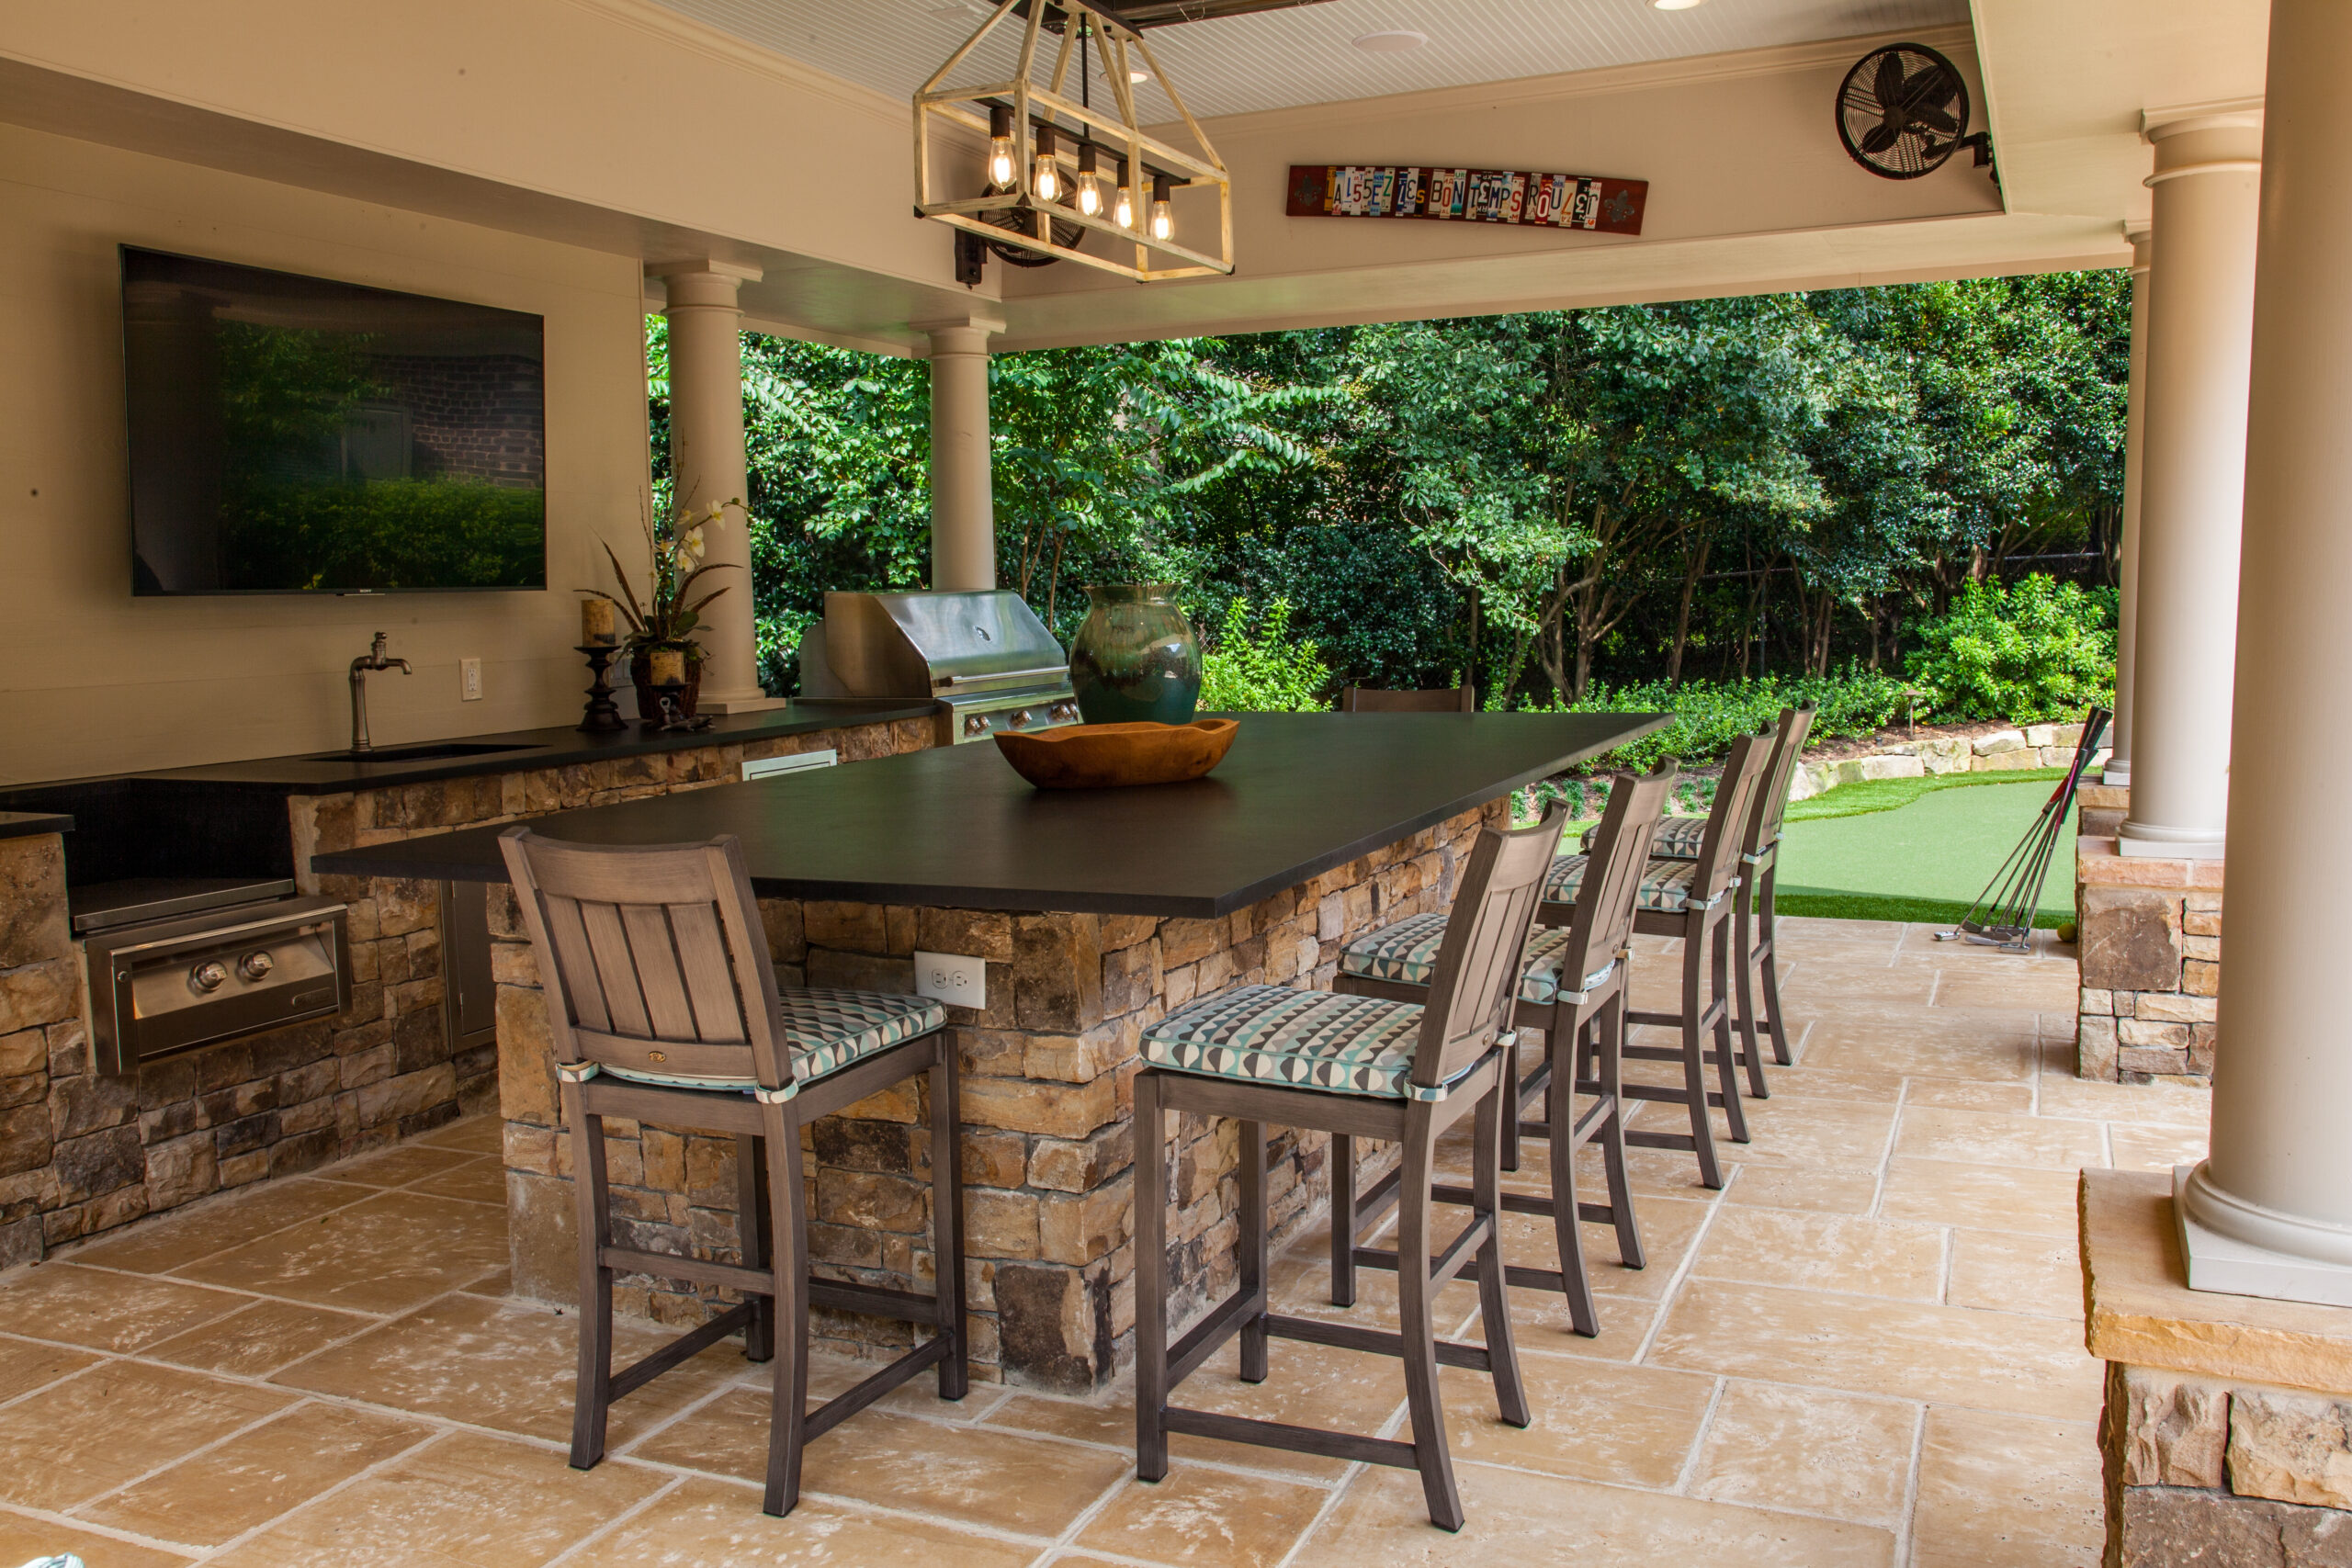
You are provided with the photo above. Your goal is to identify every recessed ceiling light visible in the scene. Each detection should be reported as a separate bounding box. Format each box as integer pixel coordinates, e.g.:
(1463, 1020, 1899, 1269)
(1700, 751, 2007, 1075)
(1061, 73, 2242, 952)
(1651, 0, 1706, 9)
(1352, 29, 1428, 52)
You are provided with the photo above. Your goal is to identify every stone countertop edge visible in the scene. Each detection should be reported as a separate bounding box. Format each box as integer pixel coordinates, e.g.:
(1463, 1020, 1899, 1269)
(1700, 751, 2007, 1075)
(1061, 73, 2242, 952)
(0, 810, 73, 840)
(308, 711, 1671, 919)
(33, 700, 940, 797)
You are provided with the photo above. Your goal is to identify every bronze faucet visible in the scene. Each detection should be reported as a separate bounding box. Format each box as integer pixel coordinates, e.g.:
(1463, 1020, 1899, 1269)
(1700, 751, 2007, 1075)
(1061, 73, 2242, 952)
(349, 631, 413, 753)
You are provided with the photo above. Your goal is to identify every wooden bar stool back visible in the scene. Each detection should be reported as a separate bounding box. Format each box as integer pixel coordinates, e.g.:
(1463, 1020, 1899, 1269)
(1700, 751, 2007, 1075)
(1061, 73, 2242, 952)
(1134, 811, 1559, 1530)
(1332, 764, 1676, 1337)
(1340, 683, 1476, 712)
(500, 828, 966, 1517)
(1541, 731, 1775, 1189)
(1735, 702, 1816, 1067)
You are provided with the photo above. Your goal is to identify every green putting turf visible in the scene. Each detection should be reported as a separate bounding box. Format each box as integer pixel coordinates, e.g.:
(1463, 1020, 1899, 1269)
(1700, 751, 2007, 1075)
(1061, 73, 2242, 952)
(1771, 773, 2079, 928)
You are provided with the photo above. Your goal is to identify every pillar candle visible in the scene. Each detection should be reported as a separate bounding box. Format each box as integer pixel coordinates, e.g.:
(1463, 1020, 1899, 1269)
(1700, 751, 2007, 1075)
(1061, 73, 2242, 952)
(650, 648, 686, 685)
(581, 596, 617, 646)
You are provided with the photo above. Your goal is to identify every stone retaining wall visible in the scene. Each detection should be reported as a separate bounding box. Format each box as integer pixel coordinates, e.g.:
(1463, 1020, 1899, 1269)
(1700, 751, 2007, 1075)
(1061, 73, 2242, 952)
(2, 716, 923, 1268)
(1787, 721, 2097, 801)
(492, 801, 1507, 1393)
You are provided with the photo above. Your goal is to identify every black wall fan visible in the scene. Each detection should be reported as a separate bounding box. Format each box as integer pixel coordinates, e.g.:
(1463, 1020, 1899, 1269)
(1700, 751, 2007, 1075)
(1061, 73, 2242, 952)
(1836, 42, 1994, 181)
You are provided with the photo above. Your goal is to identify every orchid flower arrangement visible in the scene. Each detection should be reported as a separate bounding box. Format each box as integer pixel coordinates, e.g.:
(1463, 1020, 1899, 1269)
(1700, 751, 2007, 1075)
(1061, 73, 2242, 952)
(582, 495, 744, 665)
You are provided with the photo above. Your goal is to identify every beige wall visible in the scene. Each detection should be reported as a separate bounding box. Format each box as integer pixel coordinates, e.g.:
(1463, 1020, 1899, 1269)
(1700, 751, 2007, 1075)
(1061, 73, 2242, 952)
(0, 123, 651, 784)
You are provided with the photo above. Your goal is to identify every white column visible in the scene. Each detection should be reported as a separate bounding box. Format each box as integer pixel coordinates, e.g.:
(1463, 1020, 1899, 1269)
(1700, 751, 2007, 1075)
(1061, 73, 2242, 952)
(655, 260, 780, 713)
(2177, 5, 2352, 1306)
(918, 314, 1003, 593)
(2104, 224, 2153, 786)
(2116, 107, 2263, 860)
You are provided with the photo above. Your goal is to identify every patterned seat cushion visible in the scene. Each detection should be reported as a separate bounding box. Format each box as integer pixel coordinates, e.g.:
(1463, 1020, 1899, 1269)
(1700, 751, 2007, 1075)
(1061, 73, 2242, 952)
(1340, 913, 1615, 1006)
(1544, 852, 1716, 912)
(597, 985, 946, 1101)
(1141, 984, 1483, 1102)
(1578, 815, 1711, 860)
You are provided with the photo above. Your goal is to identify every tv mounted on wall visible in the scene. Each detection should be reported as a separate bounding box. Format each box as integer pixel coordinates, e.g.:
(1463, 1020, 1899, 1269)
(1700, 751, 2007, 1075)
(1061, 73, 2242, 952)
(120, 246, 548, 595)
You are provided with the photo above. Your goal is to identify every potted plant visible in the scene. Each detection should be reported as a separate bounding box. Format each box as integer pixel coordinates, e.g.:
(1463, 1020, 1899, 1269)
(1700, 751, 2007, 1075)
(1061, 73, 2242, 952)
(581, 496, 743, 719)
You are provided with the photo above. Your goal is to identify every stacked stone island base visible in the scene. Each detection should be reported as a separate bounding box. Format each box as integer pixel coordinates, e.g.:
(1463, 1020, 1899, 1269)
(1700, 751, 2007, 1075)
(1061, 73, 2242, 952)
(491, 802, 1509, 1392)
(2075, 784, 2223, 1084)
(2083, 1170, 2352, 1563)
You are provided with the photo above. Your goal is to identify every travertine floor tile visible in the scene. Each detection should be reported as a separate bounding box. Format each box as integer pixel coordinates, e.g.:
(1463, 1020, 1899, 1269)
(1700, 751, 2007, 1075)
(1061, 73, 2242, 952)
(409, 1155, 508, 1205)
(0, 1262, 247, 1353)
(1687, 1381, 1916, 1524)
(1947, 1228, 2086, 1320)
(1078, 1466, 1329, 1566)
(2034, 1072, 2210, 1128)
(1701, 1098, 1899, 1170)
(174, 1188, 507, 1313)
(1910, 1407, 2105, 1568)
(0, 1361, 294, 1512)
(417, 1113, 506, 1154)
(1759, 1065, 1909, 1105)
(1776, 962, 1937, 1007)
(1491, 1193, 1711, 1303)
(1485, 1285, 1660, 1359)
(0, 1331, 98, 1402)
(1724, 1164, 1880, 1216)
(2109, 1122, 2208, 1172)
(1648, 1280, 2103, 1420)
(0, 1509, 191, 1568)
(76, 1400, 430, 1547)
(280, 1292, 740, 1447)
(1902, 1077, 2039, 1113)
(1894, 1106, 2105, 1171)
(987, 1387, 1347, 1482)
(1800, 1010, 2041, 1083)
(1692, 1208, 1947, 1303)
(1879, 1158, 2083, 1238)
(204, 1430, 666, 1568)
(1437, 1353, 1714, 1486)
(142, 1296, 375, 1378)
(1931, 964, 2082, 1012)
(561, 1475, 1035, 1568)
(1292, 1460, 1896, 1566)
(322, 1143, 483, 1189)
(64, 1179, 368, 1274)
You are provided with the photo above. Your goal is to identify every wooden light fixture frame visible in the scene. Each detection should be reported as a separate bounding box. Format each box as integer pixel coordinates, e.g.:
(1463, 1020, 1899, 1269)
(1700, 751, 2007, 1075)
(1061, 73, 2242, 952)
(914, 0, 1235, 282)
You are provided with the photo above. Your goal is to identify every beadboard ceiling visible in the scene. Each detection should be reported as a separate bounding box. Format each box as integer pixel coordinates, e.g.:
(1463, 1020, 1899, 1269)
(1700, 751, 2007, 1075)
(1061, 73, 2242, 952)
(648, 0, 1974, 121)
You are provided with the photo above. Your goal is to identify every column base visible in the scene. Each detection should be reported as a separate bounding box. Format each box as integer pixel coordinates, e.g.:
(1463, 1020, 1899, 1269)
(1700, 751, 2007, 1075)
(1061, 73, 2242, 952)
(2120, 823, 2226, 859)
(695, 692, 791, 715)
(2177, 1164, 2352, 1309)
(2103, 759, 2132, 785)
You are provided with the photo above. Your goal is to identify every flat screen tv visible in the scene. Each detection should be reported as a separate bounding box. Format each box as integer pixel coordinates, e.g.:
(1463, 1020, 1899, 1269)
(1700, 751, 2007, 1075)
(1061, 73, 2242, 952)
(120, 246, 547, 594)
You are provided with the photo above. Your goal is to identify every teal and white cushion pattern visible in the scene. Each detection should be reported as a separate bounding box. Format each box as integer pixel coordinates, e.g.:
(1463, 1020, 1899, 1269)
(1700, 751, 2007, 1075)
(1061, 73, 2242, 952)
(597, 985, 945, 1100)
(1142, 985, 1472, 1101)
(1340, 913, 1614, 1005)
(1544, 852, 1714, 912)
(1578, 815, 1711, 860)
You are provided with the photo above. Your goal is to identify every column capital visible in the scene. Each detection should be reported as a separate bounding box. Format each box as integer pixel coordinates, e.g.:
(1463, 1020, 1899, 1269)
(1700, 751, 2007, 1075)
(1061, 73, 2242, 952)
(914, 311, 1006, 353)
(647, 258, 764, 284)
(2124, 222, 2153, 275)
(649, 260, 763, 312)
(2142, 98, 2264, 141)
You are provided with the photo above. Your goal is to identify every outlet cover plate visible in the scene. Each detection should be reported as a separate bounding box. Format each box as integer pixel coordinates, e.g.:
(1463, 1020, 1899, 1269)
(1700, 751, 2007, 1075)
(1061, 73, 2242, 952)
(913, 950, 986, 1011)
(460, 658, 483, 700)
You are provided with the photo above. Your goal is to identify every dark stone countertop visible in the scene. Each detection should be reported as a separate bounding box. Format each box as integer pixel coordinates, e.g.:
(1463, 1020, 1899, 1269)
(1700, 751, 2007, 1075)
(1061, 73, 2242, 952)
(312, 711, 1666, 919)
(0, 810, 73, 841)
(112, 700, 941, 796)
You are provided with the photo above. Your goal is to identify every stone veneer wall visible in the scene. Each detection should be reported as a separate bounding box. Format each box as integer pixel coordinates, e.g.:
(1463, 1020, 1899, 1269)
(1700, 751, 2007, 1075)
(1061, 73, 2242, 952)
(492, 799, 1509, 1393)
(2074, 785, 2222, 1083)
(0, 716, 925, 1269)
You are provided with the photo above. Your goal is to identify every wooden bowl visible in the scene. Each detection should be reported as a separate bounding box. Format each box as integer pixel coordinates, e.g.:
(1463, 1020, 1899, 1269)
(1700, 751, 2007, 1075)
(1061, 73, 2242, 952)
(995, 719, 1239, 789)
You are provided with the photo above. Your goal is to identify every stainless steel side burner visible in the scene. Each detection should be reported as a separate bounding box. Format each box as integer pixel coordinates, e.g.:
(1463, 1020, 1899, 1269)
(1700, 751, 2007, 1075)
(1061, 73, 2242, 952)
(808, 590, 1080, 745)
(73, 878, 351, 1075)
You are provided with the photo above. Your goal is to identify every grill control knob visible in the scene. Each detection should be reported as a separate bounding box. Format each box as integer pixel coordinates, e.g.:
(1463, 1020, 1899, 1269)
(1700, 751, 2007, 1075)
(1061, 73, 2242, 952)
(1011, 709, 1033, 728)
(1050, 700, 1079, 722)
(963, 714, 989, 736)
(190, 961, 229, 993)
(240, 950, 275, 982)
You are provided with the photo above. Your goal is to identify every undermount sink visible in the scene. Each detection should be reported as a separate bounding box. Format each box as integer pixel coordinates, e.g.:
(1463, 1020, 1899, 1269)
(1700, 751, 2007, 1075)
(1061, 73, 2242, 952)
(309, 741, 547, 763)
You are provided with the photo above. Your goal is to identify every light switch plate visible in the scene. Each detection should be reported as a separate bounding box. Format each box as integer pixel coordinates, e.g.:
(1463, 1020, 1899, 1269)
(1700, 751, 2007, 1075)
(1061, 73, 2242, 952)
(914, 950, 986, 1011)
(460, 658, 483, 701)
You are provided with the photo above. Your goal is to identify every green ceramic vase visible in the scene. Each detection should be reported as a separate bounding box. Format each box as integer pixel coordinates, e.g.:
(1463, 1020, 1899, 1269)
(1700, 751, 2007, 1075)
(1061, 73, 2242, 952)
(1068, 583, 1202, 726)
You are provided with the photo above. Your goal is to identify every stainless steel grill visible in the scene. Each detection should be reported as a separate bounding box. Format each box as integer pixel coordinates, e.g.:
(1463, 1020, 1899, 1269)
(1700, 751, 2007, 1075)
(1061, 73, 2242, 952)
(73, 878, 352, 1075)
(809, 590, 1080, 745)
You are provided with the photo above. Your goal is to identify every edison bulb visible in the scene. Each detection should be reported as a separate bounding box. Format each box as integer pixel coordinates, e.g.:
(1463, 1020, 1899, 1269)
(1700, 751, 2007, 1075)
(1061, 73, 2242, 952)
(989, 135, 1015, 186)
(1150, 198, 1172, 241)
(1114, 186, 1135, 228)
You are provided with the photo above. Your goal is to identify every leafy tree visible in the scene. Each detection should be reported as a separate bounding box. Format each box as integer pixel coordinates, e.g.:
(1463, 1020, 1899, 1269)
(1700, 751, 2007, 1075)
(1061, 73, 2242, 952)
(1904, 574, 2116, 722)
(1197, 598, 1331, 712)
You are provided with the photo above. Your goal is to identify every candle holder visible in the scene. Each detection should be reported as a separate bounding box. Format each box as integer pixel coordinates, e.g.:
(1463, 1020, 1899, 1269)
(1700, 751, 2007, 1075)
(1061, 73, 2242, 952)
(576, 645, 628, 733)
(640, 680, 712, 735)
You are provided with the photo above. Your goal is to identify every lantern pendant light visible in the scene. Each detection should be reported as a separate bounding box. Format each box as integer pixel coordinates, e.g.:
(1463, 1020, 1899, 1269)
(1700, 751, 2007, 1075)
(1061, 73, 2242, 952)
(911, 0, 1234, 284)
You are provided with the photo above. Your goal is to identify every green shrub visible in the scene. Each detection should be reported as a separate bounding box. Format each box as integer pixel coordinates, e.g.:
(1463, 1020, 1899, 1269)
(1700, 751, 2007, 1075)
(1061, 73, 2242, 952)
(1531, 668, 1912, 774)
(1197, 597, 1332, 713)
(1905, 574, 2114, 724)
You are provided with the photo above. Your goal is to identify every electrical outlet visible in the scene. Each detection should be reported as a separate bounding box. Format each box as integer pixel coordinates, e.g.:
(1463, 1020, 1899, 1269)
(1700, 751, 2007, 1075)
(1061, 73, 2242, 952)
(460, 658, 482, 701)
(913, 950, 986, 1011)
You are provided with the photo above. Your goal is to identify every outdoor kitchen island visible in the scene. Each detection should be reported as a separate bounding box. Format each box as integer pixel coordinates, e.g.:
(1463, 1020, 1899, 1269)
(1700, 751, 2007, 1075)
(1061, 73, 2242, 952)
(312, 710, 1664, 1392)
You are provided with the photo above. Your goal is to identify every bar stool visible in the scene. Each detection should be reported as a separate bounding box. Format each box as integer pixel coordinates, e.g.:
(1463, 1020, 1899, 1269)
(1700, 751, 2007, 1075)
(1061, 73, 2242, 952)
(1133, 811, 1558, 1531)
(499, 828, 967, 1517)
(1331, 764, 1677, 1337)
(1340, 683, 1476, 712)
(1542, 730, 1776, 1189)
(1579, 702, 1817, 1068)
